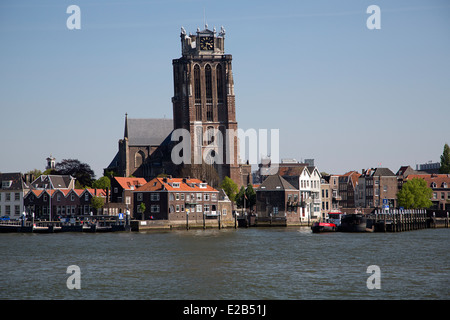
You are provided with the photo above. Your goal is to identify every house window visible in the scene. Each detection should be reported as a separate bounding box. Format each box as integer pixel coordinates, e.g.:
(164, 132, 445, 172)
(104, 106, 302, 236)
(222, 209, 227, 216)
(6, 193, 10, 201)
(137, 193, 143, 201)
(150, 193, 159, 201)
(125, 196, 131, 205)
(114, 187, 118, 194)
(151, 205, 160, 213)
(176, 205, 180, 212)
(176, 193, 179, 200)
(57, 194, 61, 202)
(196, 204, 202, 212)
(15, 193, 20, 201)
(14, 205, 20, 215)
(169, 193, 174, 201)
(85, 193, 89, 201)
(2, 181, 12, 189)
(273, 207, 279, 215)
(441, 192, 445, 200)
(204, 193, 210, 201)
(71, 194, 75, 201)
(204, 204, 210, 213)
(181, 193, 185, 200)
(196, 193, 202, 201)
(433, 192, 437, 199)
(173, 182, 180, 188)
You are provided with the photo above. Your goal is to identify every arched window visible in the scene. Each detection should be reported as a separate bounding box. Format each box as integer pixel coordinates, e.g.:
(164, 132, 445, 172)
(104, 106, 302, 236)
(135, 151, 145, 167)
(205, 64, 213, 121)
(216, 64, 224, 104)
(194, 64, 202, 120)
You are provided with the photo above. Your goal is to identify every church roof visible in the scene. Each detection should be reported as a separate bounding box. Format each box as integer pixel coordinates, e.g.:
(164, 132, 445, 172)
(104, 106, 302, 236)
(126, 118, 173, 146)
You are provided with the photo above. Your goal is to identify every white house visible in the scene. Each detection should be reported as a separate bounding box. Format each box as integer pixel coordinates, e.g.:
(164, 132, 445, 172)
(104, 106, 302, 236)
(0, 173, 31, 220)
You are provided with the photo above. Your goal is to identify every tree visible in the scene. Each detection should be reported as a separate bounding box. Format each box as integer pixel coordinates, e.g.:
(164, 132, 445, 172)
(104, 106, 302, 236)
(92, 176, 111, 190)
(244, 183, 256, 211)
(397, 178, 433, 209)
(139, 203, 146, 220)
(235, 186, 246, 209)
(220, 176, 239, 202)
(440, 143, 450, 174)
(90, 196, 105, 214)
(54, 159, 95, 188)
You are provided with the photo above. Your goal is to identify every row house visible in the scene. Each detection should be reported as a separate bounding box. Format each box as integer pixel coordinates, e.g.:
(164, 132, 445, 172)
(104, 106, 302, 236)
(0, 172, 33, 219)
(320, 175, 341, 219)
(338, 171, 361, 209)
(356, 168, 398, 209)
(103, 177, 147, 216)
(256, 175, 301, 224)
(404, 174, 450, 210)
(276, 162, 322, 223)
(24, 188, 106, 220)
(133, 177, 232, 222)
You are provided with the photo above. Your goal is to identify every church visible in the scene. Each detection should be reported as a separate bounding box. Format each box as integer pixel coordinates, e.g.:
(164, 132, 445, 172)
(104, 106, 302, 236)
(106, 25, 251, 188)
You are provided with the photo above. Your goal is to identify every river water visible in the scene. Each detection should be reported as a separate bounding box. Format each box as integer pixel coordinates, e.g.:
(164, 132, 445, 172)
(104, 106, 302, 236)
(1, 227, 448, 300)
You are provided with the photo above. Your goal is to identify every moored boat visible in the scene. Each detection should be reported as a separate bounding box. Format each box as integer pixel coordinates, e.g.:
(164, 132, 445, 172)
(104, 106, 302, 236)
(311, 221, 337, 233)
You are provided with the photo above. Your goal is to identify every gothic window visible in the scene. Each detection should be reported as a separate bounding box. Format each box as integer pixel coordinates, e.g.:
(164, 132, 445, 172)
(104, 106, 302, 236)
(194, 64, 202, 120)
(216, 64, 224, 104)
(135, 151, 145, 168)
(205, 64, 213, 121)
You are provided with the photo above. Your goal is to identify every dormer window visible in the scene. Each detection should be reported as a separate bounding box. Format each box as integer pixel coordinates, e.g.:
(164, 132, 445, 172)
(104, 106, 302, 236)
(2, 181, 12, 189)
(443, 182, 448, 188)
(200, 183, 207, 189)
(173, 182, 180, 188)
(431, 182, 437, 188)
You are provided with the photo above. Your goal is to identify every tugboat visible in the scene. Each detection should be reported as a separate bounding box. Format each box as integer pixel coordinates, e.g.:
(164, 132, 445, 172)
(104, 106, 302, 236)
(311, 211, 342, 233)
(311, 221, 337, 233)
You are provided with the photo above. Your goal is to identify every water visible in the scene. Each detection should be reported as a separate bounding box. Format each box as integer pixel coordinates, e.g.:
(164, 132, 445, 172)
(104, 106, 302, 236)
(1, 228, 449, 300)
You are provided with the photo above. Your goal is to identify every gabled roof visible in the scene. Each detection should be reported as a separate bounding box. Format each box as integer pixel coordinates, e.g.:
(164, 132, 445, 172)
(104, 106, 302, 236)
(278, 164, 309, 177)
(136, 177, 218, 193)
(0, 172, 29, 190)
(31, 175, 75, 189)
(258, 175, 297, 191)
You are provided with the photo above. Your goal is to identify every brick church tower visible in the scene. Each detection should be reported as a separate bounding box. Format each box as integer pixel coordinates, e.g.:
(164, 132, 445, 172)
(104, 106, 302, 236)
(171, 25, 245, 185)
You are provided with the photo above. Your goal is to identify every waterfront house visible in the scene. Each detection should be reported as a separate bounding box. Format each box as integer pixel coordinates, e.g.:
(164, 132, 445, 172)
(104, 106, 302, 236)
(355, 168, 397, 210)
(404, 174, 450, 210)
(256, 175, 301, 225)
(24, 188, 107, 220)
(0, 172, 32, 220)
(133, 177, 231, 223)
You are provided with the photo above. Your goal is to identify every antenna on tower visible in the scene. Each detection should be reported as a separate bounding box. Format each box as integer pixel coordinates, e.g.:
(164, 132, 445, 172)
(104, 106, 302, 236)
(204, 8, 208, 29)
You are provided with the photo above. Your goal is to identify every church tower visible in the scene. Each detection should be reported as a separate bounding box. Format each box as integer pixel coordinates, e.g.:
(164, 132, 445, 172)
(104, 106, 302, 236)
(172, 25, 242, 185)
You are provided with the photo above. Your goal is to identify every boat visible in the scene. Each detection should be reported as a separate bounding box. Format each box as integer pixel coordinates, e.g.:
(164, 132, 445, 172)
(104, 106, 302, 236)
(338, 213, 374, 232)
(311, 221, 337, 233)
(311, 211, 342, 233)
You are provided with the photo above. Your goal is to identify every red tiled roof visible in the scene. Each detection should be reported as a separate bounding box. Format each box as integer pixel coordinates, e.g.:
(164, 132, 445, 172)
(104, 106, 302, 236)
(114, 177, 147, 190)
(405, 174, 450, 188)
(136, 177, 218, 193)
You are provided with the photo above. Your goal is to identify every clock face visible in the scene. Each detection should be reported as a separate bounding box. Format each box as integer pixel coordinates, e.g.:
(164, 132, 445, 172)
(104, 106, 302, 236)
(200, 37, 214, 50)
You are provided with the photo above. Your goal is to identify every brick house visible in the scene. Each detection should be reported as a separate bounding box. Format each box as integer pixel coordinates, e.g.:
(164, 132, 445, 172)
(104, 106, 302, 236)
(404, 174, 450, 210)
(256, 175, 301, 225)
(133, 177, 231, 223)
(356, 168, 398, 209)
(24, 188, 106, 220)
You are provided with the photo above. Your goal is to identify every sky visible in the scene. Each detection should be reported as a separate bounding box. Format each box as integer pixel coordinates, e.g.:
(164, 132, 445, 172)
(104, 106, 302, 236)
(1, 0, 449, 178)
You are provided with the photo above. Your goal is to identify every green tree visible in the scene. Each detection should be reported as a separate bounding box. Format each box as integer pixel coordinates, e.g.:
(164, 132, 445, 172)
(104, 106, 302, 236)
(92, 176, 111, 190)
(90, 196, 105, 214)
(397, 178, 433, 209)
(139, 203, 146, 220)
(55, 159, 95, 188)
(220, 176, 239, 202)
(440, 143, 450, 174)
(235, 186, 246, 209)
(245, 183, 256, 211)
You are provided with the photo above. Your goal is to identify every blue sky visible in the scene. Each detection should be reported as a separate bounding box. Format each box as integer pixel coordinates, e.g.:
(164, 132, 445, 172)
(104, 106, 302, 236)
(1, 0, 449, 178)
